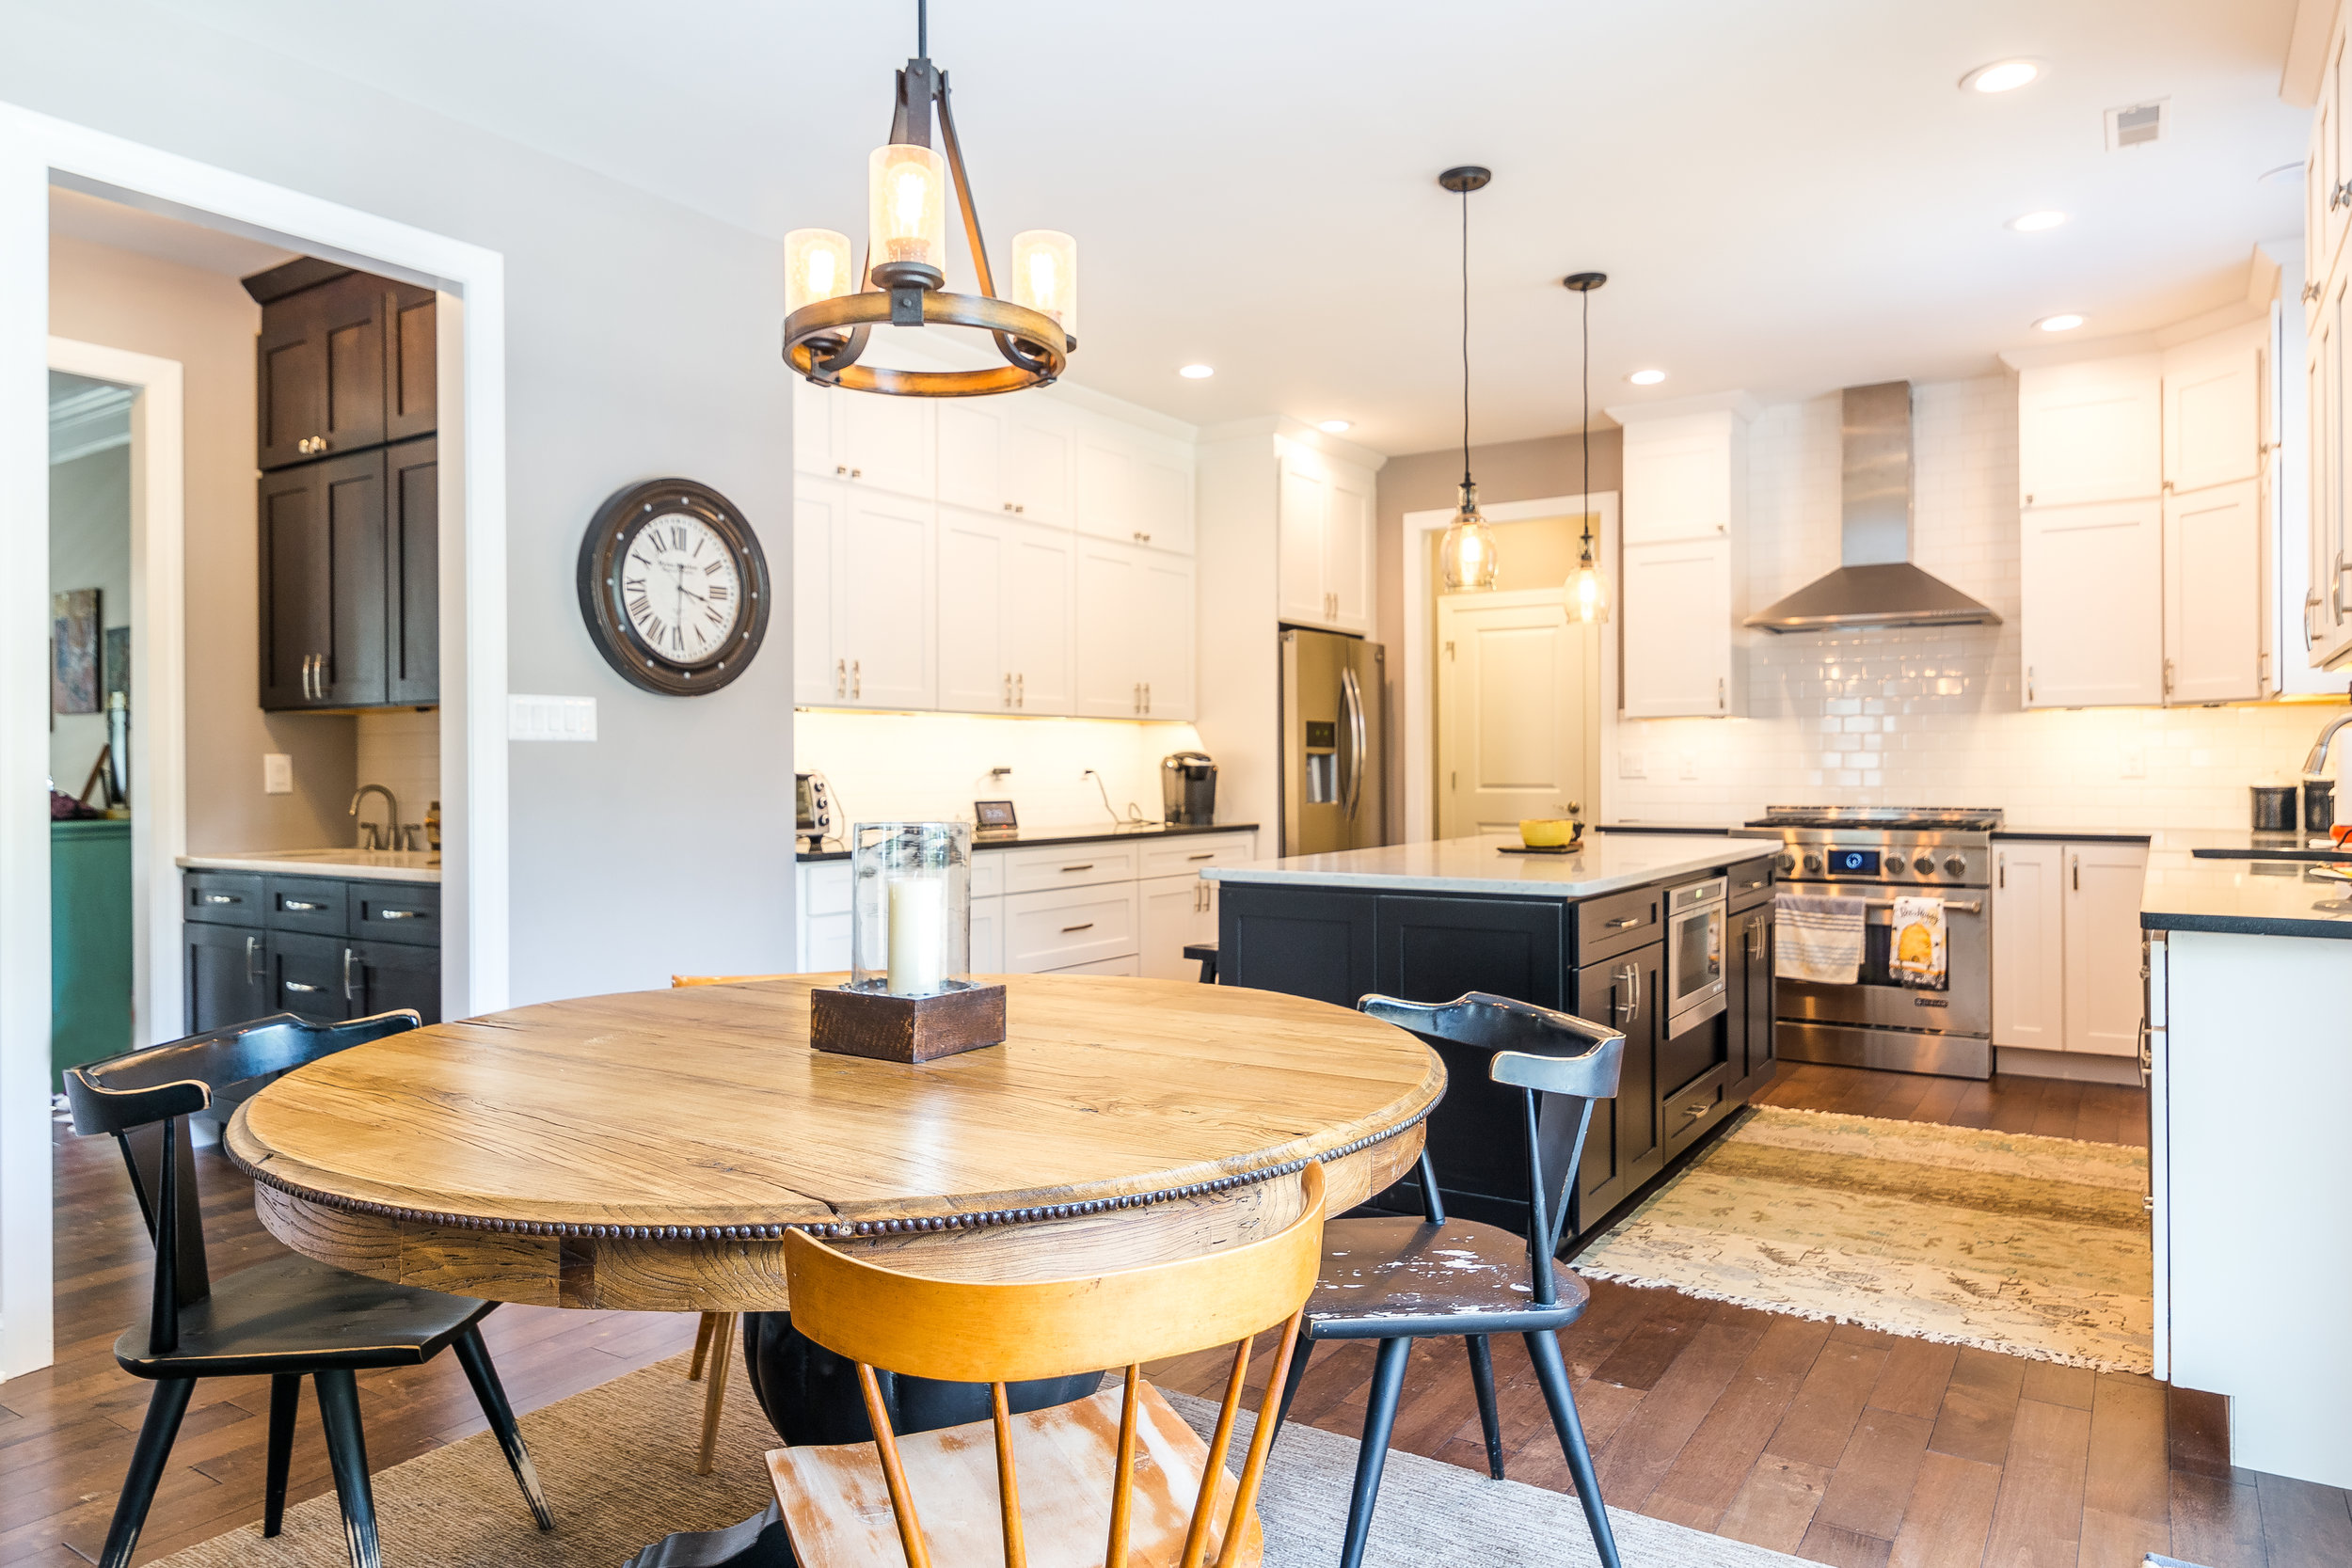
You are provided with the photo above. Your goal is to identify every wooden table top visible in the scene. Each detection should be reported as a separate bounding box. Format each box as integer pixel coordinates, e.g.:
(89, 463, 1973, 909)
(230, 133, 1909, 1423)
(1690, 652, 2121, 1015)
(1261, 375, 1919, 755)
(224, 975, 1443, 1309)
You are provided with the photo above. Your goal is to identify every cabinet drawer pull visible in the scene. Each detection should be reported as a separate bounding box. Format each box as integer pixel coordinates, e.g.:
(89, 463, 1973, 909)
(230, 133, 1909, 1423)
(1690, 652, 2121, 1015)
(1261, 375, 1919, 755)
(202, 893, 241, 905)
(1060, 922, 1095, 933)
(1606, 914, 1643, 929)
(284, 981, 322, 993)
(1740, 878, 1767, 891)
(282, 900, 323, 912)
(1061, 863, 1094, 872)
(378, 909, 422, 920)
(343, 946, 357, 1002)
(1187, 852, 1215, 861)
(1684, 1101, 1711, 1120)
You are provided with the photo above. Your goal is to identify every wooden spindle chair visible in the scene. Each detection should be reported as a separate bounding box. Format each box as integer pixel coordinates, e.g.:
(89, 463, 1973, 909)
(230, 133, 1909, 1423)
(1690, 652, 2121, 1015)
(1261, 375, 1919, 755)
(766, 1161, 1327, 1568)
(64, 1010, 553, 1568)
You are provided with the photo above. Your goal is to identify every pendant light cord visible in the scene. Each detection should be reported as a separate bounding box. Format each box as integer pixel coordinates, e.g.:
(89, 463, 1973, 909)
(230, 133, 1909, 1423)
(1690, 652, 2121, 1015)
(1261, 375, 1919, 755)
(1460, 184, 1472, 492)
(917, 0, 928, 57)
(1581, 284, 1593, 553)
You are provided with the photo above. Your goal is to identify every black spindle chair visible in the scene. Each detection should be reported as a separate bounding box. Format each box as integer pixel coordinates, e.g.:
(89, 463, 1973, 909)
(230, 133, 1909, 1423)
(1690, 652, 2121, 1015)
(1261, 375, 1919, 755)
(64, 1011, 555, 1568)
(1270, 990, 1626, 1568)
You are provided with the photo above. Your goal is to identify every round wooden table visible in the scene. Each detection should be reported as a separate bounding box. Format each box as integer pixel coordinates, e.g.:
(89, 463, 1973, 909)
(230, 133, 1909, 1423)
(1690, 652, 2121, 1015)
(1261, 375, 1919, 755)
(224, 974, 1443, 1313)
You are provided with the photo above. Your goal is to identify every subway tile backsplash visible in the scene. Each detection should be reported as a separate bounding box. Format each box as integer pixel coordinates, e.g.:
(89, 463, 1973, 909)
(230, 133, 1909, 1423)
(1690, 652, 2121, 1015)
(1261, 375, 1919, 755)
(1613, 374, 2337, 831)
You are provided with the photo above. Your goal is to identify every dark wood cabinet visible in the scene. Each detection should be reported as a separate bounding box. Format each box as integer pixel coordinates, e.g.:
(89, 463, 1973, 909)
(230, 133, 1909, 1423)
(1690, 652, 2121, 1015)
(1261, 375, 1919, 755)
(182, 871, 438, 1034)
(246, 259, 437, 711)
(1727, 902, 1777, 1098)
(184, 921, 268, 1034)
(347, 938, 439, 1020)
(268, 930, 350, 1024)
(1217, 885, 1377, 1007)
(1573, 943, 1663, 1226)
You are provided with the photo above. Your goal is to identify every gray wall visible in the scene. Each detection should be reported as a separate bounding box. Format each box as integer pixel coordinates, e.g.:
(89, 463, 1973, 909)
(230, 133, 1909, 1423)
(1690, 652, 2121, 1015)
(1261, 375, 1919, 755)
(6, 1, 796, 1003)
(46, 442, 127, 795)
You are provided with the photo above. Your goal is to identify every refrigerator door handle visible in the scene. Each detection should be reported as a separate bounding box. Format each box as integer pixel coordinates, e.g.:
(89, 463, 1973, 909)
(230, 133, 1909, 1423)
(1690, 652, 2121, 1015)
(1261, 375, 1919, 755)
(1340, 665, 1366, 822)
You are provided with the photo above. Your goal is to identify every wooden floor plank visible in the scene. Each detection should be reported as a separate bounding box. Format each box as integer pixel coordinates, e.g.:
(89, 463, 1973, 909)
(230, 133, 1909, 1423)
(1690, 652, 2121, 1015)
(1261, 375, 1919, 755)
(1766, 1338, 1891, 1470)
(2254, 1470, 2352, 1566)
(1867, 1338, 1960, 1423)
(1813, 1407, 1935, 1542)
(1716, 1454, 1834, 1555)
(2166, 1384, 2235, 1481)
(1590, 1312, 1767, 1506)
(1795, 1519, 1895, 1567)
(2168, 1469, 2267, 1568)
(1887, 1450, 2002, 1568)
(2081, 1372, 2170, 1532)
(1981, 1397, 2093, 1568)
(1644, 1316, 1832, 1527)
(1928, 1348, 2028, 1467)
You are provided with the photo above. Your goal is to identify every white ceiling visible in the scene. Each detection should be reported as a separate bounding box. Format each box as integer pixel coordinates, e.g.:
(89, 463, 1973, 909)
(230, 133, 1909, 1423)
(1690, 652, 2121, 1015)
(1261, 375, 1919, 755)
(151, 0, 2310, 454)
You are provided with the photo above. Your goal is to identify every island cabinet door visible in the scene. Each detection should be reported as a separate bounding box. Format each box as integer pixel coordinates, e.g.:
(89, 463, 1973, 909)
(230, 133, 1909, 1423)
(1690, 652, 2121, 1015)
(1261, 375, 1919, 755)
(1727, 904, 1776, 1097)
(1572, 942, 1663, 1232)
(1216, 884, 1377, 1008)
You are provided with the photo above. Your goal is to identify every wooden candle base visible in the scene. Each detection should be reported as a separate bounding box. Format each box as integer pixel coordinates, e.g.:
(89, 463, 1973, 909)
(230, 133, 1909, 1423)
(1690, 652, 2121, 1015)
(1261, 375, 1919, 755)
(809, 982, 1009, 1064)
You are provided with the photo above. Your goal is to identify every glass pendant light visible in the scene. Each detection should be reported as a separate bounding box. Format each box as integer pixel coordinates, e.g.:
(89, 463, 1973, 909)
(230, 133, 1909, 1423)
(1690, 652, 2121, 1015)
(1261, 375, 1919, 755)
(785, 229, 855, 316)
(1438, 166, 1499, 594)
(1564, 271, 1611, 624)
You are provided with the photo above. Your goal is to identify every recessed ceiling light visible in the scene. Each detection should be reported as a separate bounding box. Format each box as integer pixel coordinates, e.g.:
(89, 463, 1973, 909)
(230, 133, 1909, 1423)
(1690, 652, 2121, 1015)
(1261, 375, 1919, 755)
(2035, 313, 2086, 333)
(2260, 161, 2307, 187)
(2009, 210, 2068, 232)
(1627, 369, 1667, 387)
(1177, 363, 1215, 379)
(1317, 419, 1353, 434)
(1962, 58, 2042, 94)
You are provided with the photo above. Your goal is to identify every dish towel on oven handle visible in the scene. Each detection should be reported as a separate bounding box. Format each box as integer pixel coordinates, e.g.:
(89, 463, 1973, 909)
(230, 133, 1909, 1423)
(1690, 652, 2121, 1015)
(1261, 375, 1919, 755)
(1774, 895, 1866, 986)
(1889, 895, 1946, 989)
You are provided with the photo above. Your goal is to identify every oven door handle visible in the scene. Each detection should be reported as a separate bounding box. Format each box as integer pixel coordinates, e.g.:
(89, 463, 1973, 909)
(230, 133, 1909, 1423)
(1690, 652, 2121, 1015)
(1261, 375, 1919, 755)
(1778, 890, 1981, 914)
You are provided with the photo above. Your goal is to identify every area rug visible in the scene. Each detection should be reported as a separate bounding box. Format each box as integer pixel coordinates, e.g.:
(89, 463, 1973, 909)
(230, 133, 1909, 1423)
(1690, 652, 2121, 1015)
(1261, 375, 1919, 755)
(154, 1351, 1804, 1566)
(1573, 1105, 2152, 1372)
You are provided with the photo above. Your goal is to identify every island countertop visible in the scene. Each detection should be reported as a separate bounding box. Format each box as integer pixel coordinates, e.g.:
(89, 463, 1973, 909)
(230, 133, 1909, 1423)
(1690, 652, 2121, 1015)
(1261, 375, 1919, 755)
(1204, 832, 1772, 899)
(2141, 847, 2352, 940)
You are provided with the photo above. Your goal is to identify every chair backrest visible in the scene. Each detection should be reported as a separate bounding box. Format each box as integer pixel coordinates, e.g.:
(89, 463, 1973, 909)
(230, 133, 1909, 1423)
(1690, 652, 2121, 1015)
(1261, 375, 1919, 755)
(64, 1008, 421, 1355)
(781, 1162, 1327, 1568)
(1356, 991, 1624, 1307)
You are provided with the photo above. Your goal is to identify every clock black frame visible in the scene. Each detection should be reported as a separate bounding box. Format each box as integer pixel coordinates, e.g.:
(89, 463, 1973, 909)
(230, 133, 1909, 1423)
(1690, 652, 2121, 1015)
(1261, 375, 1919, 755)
(577, 478, 771, 697)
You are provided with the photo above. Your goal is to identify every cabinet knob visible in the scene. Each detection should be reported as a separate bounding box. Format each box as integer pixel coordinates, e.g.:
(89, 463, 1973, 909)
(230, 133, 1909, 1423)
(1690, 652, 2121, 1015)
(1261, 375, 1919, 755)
(1015, 504, 1025, 514)
(850, 467, 863, 479)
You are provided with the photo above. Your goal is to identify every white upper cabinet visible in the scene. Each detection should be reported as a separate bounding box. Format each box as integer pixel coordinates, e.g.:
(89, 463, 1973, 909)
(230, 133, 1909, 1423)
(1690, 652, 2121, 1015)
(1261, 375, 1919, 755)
(834, 489, 937, 709)
(1004, 520, 1074, 714)
(792, 475, 844, 705)
(1133, 552, 1197, 720)
(1075, 413, 1195, 553)
(936, 401, 1008, 515)
(837, 390, 935, 499)
(2021, 498, 2163, 707)
(1071, 538, 1195, 720)
(2165, 338, 2264, 496)
(2164, 480, 2264, 705)
(1621, 413, 1738, 545)
(2017, 356, 2163, 508)
(1273, 441, 1375, 635)
(936, 508, 1073, 715)
(939, 397, 1073, 526)
(793, 379, 839, 480)
(1615, 399, 1747, 718)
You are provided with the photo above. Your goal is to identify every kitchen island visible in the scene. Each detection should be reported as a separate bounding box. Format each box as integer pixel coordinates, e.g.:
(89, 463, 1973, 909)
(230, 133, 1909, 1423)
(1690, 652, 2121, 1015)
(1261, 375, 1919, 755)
(1206, 832, 1777, 1241)
(2142, 851, 2352, 1490)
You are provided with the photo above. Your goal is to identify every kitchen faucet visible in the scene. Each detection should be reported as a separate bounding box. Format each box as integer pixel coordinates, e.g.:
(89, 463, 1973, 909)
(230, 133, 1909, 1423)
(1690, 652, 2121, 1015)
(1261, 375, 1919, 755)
(2302, 682, 2352, 780)
(350, 784, 401, 851)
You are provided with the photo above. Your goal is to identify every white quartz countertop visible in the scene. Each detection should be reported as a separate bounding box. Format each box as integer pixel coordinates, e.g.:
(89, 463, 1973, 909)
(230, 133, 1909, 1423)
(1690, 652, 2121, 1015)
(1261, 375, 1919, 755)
(1204, 833, 1772, 899)
(178, 849, 441, 884)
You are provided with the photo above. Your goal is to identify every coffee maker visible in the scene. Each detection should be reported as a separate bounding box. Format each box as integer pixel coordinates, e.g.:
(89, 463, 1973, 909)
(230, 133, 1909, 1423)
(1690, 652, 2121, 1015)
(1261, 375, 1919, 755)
(1161, 752, 1217, 826)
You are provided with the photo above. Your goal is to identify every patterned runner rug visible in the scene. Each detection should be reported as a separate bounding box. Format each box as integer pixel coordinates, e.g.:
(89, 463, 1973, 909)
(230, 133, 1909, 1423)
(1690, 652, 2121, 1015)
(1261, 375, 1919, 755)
(1573, 1105, 2153, 1372)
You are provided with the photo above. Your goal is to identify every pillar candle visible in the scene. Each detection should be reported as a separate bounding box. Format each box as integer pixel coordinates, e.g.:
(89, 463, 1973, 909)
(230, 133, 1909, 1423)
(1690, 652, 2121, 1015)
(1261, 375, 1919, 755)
(886, 877, 946, 996)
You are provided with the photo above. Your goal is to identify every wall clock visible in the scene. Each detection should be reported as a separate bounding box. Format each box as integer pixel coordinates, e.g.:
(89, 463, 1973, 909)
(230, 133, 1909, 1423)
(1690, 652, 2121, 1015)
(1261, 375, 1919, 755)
(577, 478, 771, 696)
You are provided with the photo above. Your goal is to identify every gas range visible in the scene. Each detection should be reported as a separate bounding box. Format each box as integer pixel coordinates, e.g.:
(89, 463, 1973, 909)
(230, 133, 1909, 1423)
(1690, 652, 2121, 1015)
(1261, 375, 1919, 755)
(1740, 805, 2002, 889)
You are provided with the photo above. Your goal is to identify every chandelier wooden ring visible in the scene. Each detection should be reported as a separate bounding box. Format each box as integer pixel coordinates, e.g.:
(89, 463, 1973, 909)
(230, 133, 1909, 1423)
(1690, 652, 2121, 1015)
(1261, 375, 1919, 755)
(784, 289, 1072, 395)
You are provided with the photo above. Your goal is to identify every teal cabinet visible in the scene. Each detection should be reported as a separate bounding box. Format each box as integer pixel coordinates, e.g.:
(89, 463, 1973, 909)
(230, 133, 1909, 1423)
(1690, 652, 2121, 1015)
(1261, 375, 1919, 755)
(53, 818, 133, 1084)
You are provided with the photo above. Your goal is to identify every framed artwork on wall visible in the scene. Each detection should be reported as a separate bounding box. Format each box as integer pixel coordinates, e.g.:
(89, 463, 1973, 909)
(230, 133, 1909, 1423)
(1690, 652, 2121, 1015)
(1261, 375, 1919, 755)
(52, 590, 99, 714)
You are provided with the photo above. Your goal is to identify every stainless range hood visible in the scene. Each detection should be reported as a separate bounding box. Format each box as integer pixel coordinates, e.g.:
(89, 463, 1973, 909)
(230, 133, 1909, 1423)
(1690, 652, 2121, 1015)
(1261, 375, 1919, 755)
(1743, 381, 1999, 633)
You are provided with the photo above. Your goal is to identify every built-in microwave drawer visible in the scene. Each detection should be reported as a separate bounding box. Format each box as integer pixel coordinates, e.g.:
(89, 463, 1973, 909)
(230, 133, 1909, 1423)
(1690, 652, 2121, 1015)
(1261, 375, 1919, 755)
(1577, 883, 1663, 966)
(1001, 842, 1139, 895)
(1003, 883, 1139, 972)
(352, 883, 440, 944)
(184, 870, 264, 927)
(1136, 832, 1255, 879)
(264, 877, 349, 938)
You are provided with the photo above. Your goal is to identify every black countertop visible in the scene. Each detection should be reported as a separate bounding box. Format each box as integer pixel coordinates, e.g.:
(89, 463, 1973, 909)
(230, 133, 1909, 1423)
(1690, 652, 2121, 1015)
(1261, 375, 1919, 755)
(2142, 848, 2352, 940)
(797, 820, 1259, 863)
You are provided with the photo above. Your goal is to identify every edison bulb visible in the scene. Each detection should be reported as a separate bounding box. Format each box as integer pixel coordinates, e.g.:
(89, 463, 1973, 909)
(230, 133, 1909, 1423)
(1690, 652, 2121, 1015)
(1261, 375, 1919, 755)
(1439, 483, 1499, 592)
(784, 229, 854, 316)
(1568, 556, 1611, 624)
(867, 144, 947, 278)
(1010, 230, 1078, 341)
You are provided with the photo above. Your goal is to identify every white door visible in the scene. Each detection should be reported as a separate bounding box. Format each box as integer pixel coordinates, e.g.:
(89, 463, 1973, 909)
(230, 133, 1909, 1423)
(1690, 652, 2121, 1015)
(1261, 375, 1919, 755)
(1621, 415, 1733, 545)
(1620, 539, 1731, 718)
(1991, 840, 2064, 1051)
(2020, 499, 2163, 707)
(2063, 842, 2150, 1056)
(1277, 454, 1328, 625)
(1325, 467, 1373, 634)
(1135, 552, 1196, 720)
(1137, 872, 1216, 981)
(1006, 400, 1073, 527)
(792, 378, 839, 479)
(1073, 536, 1139, 717)
(936, 506, 1010, 713)
(793, 475, 844, 705)
(2164, 480, 2264, 705)
(1004, 519, 1073, 714)
(837, 491, 936, 709)
(1437, 590, 1597, 838)
(2164, 340, 2263, 495)
(936, 401, 1007, 514)
(2017, 356, 2164, 508)
(838, 391, 935, 499)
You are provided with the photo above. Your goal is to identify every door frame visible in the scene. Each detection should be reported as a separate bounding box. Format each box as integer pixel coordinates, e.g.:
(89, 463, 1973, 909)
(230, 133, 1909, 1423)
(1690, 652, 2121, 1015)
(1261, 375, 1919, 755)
(1, 103, 511, 1378)
(1400, 491, 1619, 843)
(45, 336, 185, 1056)
(1434, 586, 1604, 840)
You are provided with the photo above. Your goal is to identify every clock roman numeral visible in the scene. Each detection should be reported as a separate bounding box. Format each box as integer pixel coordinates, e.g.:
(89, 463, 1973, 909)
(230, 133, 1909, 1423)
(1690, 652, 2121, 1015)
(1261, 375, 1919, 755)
(704, 603, 724, 626)
(644, 615, 666, 644)
(703, 559, 723, 575)
(708, 583, 730, 601)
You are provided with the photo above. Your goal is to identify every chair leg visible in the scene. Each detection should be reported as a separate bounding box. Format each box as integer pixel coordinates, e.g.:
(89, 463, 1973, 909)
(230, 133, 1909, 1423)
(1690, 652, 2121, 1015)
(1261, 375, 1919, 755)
(1524, 1328, 1621, 1568)
(1338, 1338, 1412, 1568)
(453, 1323, 555, 1529)
(690, 1310, 721, 1381)
(1464, 1336, 1505, 1480)
(263, 1373, 302, 1537)
(312, 1368, 383, 1568)
(695, 1312, 738, 1476)
(95, 1377, 195, 1568)
(1270, 1323, 1316, 1439)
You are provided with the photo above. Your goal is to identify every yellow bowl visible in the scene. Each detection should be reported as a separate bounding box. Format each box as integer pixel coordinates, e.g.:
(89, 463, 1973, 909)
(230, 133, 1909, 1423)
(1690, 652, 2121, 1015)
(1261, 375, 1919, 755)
(1518, 818, 1581, 848)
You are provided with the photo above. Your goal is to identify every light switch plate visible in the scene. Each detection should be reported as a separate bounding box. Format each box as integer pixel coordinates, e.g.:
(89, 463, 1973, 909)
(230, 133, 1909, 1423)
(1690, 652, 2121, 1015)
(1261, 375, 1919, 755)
(262, 753, 293, 795)
(2122, 750, 2146, 779)
(508, 693, 597, 742)
(1677, 752, 1699, 781)
(1618, 751, 1645, 780)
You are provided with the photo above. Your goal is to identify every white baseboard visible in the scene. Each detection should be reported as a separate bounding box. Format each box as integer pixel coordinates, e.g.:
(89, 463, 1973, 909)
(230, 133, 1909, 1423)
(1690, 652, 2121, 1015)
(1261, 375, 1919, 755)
(1995, 1046, 2143, 1085)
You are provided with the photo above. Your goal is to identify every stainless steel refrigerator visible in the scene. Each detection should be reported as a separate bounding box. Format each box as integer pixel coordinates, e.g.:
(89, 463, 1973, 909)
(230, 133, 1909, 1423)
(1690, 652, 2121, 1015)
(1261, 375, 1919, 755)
(1280, 627, 1387, 856)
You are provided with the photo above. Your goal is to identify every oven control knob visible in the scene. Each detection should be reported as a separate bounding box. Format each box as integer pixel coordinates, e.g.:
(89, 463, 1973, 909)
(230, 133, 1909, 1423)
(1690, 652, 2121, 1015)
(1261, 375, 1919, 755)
(1777, 853, 1796, 874)
(1914, 854, 1936, 875)
(1802, 853, 1821, 874)
(1885, 857, 1904, 877)
(1944, 855, 1967, 877)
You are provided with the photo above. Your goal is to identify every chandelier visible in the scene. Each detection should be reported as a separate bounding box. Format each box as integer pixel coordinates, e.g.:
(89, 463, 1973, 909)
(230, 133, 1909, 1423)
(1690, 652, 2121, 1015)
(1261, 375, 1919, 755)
(782, 0, 1076, 397)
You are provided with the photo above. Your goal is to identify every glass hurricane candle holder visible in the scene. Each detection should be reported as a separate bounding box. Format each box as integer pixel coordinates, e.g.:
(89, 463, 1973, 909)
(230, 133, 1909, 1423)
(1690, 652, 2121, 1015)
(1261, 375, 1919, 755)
(850, 821, 972, 999)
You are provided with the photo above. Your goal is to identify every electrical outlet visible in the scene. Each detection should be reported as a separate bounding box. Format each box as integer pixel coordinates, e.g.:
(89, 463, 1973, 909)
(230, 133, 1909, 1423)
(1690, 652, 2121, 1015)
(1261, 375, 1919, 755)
(262, 753, 293, 795)
(1677, 752, 1699, 781)
(1618, 750, 1645, 780)
(2122, 750, 2146, 780)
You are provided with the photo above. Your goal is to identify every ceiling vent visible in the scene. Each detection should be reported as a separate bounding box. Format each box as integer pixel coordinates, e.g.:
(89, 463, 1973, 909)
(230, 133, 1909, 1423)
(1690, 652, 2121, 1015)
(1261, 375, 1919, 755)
(2106, 99, 2169, 151)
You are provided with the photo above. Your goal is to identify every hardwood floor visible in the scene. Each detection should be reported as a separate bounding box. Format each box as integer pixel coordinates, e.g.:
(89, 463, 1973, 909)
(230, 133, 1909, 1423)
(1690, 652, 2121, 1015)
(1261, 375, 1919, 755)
(1149, 1061, 2352, 1568)
(8, 1064, 2349, 1566)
